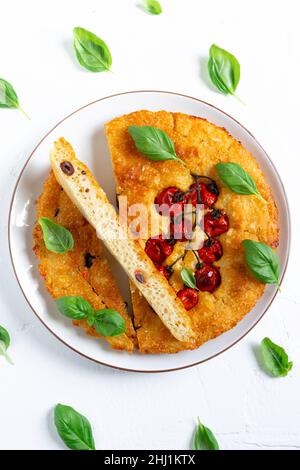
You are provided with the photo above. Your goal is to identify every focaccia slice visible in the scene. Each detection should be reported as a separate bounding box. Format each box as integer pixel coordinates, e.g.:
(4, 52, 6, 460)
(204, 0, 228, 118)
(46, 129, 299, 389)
(105, 110, 279, 354)
(50, 138, 196, 344)
(33, 171, 136, 352)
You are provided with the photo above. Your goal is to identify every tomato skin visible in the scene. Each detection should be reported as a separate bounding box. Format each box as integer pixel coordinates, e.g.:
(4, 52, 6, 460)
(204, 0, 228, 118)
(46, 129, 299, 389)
(204, 210, 229, 238)
(195, 265, 221, 293)
(177, 287, 199, 310)
(155, 187, 188, 216)
(145, 235, 174, 263)
(189, 182, 219, 207)
(155, 264, 173, 281)
(198, 238, 223, 264)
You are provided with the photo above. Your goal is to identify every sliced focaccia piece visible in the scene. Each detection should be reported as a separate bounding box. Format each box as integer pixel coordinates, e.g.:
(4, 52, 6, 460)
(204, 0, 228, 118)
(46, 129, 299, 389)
(105, 110, 279, 354)
(50, 138, 196, 344)
(33, 171, 136, 352)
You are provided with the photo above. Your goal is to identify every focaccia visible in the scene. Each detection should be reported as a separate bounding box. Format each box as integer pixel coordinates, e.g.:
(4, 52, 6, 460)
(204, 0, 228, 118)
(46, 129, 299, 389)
(105, 110, 279, 353)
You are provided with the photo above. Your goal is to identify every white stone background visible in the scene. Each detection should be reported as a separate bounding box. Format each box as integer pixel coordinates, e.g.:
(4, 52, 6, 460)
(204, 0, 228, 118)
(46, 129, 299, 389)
(0, 0, 299, 450)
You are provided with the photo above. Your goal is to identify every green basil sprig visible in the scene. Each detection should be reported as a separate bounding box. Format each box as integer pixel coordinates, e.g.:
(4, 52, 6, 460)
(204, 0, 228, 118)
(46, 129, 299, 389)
(0, 324, 13, 365)
(56, 296, 126, 337)
(54, 404, 95, 450)
(216, 162, 265, 202)
(260, 337, 293, 377)
(0, 78, 30, 119)
(128, 126, 184, 164)
(208, 44, 241, 100)
(193, 418, 219, 450)
(143, 0, 162, 15)
(181, 268, 197, 290)
(73, 27, 112, 72)
(242, 240, 280, 286)
(39, 217, 74, 254)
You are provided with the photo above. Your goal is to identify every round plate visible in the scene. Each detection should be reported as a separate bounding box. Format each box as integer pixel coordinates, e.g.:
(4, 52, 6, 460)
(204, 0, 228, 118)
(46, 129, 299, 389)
(8, 91, 290, 373)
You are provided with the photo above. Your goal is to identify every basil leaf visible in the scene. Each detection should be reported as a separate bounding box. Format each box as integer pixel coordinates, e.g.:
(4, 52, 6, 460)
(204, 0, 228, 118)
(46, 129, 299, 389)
(208, 44, 240, 97)
(216, 162, 265, 202)
(242, 240, 280, 286)
(260, 337, 293, 377)
(73, 27, 112, 72)
(94, 309, 125, 337)
(193, 418, 219, 450)
(181, 268, 197, 290)
(0, 325, 14, 365)
(56, 296, 94, 320)
(54, 404, 95, 450)
(0, 78, 30, 119)
(144, 0, 162, 15)
(39, 217, 74, 254)
(0, 325, 10, 349)
(128, 126, 184, 163)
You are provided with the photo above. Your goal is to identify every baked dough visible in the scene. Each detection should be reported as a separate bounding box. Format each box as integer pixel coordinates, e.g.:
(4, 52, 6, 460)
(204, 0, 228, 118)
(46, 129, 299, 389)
(105, 110, 279, 353)
(33, 171, 136, 352)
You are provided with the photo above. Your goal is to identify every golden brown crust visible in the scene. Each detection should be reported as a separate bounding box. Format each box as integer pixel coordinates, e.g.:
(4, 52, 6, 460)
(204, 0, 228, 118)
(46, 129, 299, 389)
(106, 110, 279, 354)
(33, 171, 136, 352)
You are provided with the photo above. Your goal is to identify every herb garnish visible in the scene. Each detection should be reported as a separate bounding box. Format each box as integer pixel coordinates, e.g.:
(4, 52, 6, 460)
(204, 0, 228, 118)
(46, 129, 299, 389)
(143, 0, 162, 15)
(73, 27, 112, 72)
(260, 337, 293, 377)
(56, 296, 126, 337)
(181, 267, 197, 290)
(208, 44, 241, 100)
(54, 404, 95, 450)
(193, 417, 219, 450)
(216, 162, 265, 202)
(242, 240, 280, 286)
(0, 324, 13, 365)
(0, 78, 30, 119)
(128, 126, 184, 163)
(39, 217, 74, 254)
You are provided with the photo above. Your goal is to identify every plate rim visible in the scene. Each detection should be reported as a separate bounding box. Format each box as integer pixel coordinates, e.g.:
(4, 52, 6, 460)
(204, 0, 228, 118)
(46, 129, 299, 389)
(7, 89, 291, 373)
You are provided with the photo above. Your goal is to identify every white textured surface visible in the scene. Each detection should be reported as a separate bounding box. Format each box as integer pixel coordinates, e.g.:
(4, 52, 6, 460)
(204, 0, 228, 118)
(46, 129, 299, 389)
(0, 0, 299, 450)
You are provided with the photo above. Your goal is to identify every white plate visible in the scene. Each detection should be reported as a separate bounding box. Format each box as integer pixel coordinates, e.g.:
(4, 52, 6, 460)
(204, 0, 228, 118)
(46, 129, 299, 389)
(8, 91, 290, 373)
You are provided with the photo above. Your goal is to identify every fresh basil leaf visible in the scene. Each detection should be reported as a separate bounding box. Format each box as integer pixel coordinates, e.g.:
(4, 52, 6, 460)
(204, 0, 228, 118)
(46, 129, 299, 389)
(143, 0, 162, 15)
(0, 325, 10, 349)
(39, 217, 74, 254)
(94, 309, 125, 337)
(0, 325, 14, 365)
(242, 240, 280, 286)
(73, 27, 112, 72)
(0, 78, 30, 119)
(260, 337, 293, 377)
(181, 268, 197, 290)
(216, 162, 265, 202)
(54, 404, 95, 450)
(86, 315, 95, 327)
(128, 126, 184, 163)
(208, 44, 240, 97)
(56, 296, 94, 320)
(193, 418, 219, 450)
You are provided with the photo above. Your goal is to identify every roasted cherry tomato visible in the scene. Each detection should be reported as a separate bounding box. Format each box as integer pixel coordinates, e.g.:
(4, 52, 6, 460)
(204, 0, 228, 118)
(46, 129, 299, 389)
(204, 209, 229, 238)
(189, 181, 219, 207)
(145, 235, 174, 263)
(195, 265, 221, 293)
(155, 187, 188, 216)
(177, 287, 198, 310)
(198, 238, 223, 264)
